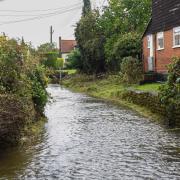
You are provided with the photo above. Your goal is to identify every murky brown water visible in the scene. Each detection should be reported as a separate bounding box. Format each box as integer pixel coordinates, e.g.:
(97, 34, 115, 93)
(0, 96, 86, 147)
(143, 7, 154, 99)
(0, 84, 180, 180)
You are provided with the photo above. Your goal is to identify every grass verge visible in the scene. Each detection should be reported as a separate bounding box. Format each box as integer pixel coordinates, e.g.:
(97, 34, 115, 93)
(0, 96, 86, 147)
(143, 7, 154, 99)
(62, 69, 77, 75)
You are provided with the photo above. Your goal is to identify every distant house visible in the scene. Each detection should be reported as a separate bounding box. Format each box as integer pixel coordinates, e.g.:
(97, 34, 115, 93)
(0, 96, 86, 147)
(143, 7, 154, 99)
(142, 0, 180, 75)
(59, 37, 77, 61)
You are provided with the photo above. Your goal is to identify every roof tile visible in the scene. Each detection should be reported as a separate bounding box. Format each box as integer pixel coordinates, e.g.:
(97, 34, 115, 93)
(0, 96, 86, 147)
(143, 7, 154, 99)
(60, 40, 77, 53)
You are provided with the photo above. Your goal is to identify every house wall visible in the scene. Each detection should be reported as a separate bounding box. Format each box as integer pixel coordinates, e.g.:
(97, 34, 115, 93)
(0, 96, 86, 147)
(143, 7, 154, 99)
(143, 29, 180, 73)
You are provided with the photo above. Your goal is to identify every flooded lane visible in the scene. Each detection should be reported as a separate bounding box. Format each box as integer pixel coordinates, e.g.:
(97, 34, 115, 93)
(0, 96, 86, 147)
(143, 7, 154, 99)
(0, 84, 180, 179)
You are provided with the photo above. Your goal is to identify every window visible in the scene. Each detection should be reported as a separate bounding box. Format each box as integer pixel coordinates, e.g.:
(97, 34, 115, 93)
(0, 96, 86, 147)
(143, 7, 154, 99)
(157, 32, 164, 50)
(173, 27, 180, 47)
(147, 35, 151, 48)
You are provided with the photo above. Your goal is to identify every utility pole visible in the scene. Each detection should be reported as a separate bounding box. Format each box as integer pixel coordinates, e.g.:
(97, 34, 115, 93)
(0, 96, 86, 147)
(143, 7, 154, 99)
(50, 26, 54, 44)
(2, 32, 6, 37)
(59, 36, 62, 57)
(60, 67, 62, 82)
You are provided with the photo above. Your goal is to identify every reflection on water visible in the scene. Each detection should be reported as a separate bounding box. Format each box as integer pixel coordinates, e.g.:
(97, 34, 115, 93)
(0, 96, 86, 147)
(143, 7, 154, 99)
(0, 84, 180, 179)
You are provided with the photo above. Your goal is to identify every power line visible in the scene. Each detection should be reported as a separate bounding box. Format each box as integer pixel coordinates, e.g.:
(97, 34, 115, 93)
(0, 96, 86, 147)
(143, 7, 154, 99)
(0, 2, 82, 13)
(0, 5, 82, 26)
(0, 3, 81, 17)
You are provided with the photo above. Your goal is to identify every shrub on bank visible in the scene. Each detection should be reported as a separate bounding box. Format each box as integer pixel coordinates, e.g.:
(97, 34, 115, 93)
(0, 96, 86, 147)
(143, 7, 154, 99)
(42, 52, 59, 69)
(0, 94, 35, 146)
(56, 58, 64, 69)
(105, 32, 141, 72)
(113, 32, 141, 60)
(30, 65, 48, 113)
(159, 57, 180, 126)
(0, 37, 26, 93)
(0, 36, 48, 145)
(119, 56, 143, 84)
(66, 49, 82, 70)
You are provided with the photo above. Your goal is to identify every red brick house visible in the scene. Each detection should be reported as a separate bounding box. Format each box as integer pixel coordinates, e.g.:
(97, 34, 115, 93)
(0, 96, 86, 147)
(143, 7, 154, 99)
(59, 37, 77, 61)
(143, 0, 180, 75)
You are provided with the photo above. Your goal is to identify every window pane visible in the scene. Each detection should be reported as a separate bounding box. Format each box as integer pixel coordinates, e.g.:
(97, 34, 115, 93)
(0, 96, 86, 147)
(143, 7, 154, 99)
(157, 32, 164, 49)
(174, 27, 180, 33)
(175, 34, 180, 46)
(157, 32, 163, 39)
(158, 38, 164, 49)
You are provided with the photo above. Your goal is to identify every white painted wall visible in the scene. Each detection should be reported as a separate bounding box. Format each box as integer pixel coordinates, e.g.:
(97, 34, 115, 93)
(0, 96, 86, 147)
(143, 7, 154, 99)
(148, 34, 154, 71)
(62, 53, 69, 62)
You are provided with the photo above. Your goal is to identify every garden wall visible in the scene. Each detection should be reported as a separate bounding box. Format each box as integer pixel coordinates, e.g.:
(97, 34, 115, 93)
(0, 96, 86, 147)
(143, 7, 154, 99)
(121, 90, 180, 127)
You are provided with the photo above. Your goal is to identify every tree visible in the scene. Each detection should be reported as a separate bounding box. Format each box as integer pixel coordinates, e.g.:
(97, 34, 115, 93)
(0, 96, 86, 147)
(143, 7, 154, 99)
(75, 11, 106, 74)
(98, 0, 151, 71)
(75, 0, 152, 74)
(42, 52, 59, 69)
(100, 0, 151, 36)
(37, 42, 58, 54)
(105, 32, 141, 71)
(83, 0, 91, 16)
(66, 49, 82, 69)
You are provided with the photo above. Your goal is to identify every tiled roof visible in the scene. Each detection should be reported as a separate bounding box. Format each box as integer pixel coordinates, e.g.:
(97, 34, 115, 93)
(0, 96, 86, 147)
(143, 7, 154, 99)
(60, 40, 77, 53)
(144, 0, 180, 36)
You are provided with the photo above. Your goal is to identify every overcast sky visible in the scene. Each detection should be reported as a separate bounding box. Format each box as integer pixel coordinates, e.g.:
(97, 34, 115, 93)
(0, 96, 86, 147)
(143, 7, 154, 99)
(0, 0, 107, 47)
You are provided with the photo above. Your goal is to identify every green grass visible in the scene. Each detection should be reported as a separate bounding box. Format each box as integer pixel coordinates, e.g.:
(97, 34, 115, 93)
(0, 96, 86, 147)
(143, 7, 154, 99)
(63, 75, 162, 94)
(133, 83, 162, 92)
(62, 75, 125, 97)
(62, 69, 77, 75)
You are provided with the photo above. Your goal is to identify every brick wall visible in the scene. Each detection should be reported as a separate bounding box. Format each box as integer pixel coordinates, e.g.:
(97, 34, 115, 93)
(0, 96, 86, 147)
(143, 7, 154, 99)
(143, 29, 180, 73)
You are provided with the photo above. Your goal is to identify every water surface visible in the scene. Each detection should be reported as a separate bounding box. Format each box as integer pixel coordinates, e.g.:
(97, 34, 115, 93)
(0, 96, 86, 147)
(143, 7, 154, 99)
(0, 84, 180, 179)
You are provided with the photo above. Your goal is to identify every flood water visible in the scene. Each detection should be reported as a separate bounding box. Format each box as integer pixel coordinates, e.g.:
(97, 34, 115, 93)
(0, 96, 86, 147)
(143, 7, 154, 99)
(0, 84, 180, 179)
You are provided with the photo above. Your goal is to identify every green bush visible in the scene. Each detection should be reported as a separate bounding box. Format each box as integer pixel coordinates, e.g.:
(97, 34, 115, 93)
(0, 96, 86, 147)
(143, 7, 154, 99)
(66, 49, 82, 70)
(105, 32, 141, 71)
(104, 35, 119, 71)
(159, 57, 180, 106)
(0, 94, 35, 146)
(30, 65, 48, 113)
(0, 37, 24, 92)
(0, 36, 48, 112)
(43, 52, 59, 69)
(56, 58, 64, 69)
(42, 52, 64, 70)
(0, 35, 48, 145)
(113, 32, 141, 60)
(120, 56, 143, 84)
(159, 57, 180, 126)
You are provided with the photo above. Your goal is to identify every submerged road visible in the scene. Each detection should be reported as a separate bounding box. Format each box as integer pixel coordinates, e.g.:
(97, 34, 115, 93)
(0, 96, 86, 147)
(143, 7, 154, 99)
(0, 84, 180, 179)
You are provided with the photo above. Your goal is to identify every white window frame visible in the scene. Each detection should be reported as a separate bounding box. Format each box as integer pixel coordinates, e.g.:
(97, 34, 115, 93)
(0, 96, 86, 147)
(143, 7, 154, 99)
(157, 32, 164, 50)
(147, 35, 151, 48)
(173, 27, 180, 48)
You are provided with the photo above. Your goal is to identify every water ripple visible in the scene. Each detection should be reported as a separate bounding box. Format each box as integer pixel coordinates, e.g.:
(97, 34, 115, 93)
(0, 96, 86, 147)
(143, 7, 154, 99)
(0, 84, 180, 180)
